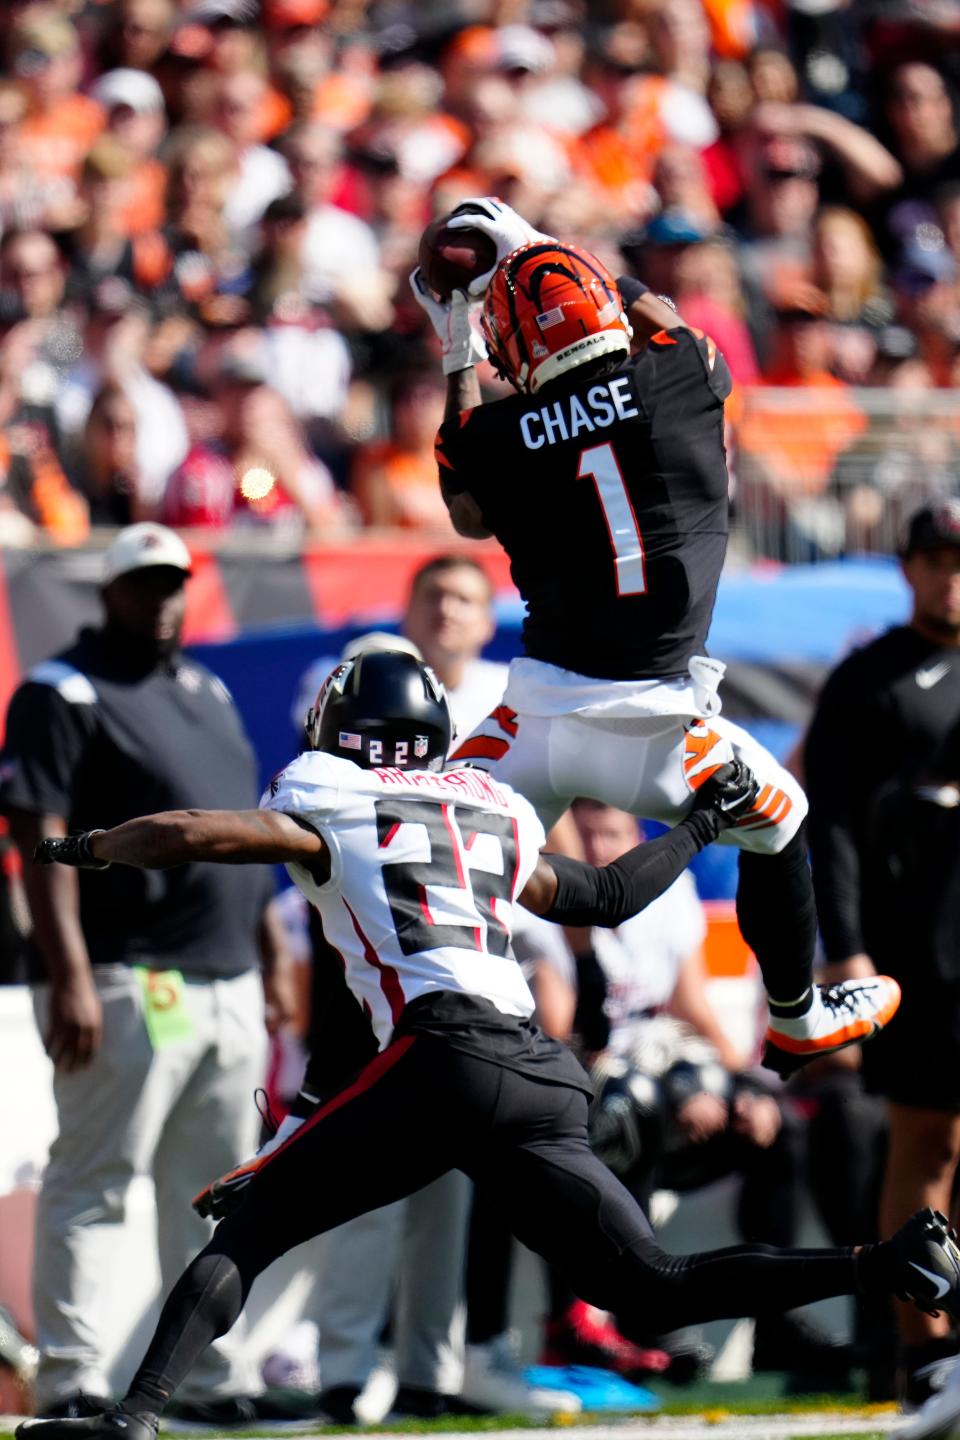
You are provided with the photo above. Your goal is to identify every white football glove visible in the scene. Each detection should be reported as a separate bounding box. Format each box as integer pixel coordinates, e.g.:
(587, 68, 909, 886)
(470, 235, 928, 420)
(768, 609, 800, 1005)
(409, 267, 488, 375)
(445, 197, 555, 297)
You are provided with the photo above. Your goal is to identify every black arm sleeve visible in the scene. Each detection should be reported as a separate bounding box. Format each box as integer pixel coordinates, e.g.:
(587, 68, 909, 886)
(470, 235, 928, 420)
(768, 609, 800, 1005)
(541, 810, 721, 927)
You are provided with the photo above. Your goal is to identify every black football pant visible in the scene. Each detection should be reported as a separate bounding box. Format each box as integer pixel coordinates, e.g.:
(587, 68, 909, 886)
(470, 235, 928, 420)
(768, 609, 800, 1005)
(126, 1032, 862, 1411)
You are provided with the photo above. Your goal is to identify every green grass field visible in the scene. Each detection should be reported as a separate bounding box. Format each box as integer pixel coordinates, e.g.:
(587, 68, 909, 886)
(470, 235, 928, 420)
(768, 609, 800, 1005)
(0, 1391, 906, 1440)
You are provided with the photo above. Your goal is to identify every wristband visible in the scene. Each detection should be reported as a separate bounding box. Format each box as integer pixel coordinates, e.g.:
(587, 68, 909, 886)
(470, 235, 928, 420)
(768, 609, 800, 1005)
(617, 275, 651, 305)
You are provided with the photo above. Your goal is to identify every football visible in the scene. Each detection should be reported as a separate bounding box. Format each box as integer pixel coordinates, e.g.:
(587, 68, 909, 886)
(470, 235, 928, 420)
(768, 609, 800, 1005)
(417, 218, 498, 299)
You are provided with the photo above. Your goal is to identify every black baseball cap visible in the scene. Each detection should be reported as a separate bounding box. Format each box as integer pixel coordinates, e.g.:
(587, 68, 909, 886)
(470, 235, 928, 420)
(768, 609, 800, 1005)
(902, 499, 960, 556)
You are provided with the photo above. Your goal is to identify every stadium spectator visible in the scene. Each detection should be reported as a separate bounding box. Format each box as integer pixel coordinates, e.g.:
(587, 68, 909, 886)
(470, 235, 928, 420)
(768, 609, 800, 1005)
(248, 196, 353, 461)
(0, 522, 298, 1425)
(161, 124, 249, 318)
(281, 122, 389, 326)
(64, 139, 143, 298)
(214, 70, 292, 243)
(718, 290, 867, 559)
(106, 0, 176, 74)
(737, 131, 823, 353)
(55, 283, 190, 509)
(70, 383, 148, 527)
(702, 59, 752, 214)
(809, 207, 893, 383)
(620, 210, 717, 311)
(652, 144, 722, 232)
(9, 13, 104, 194)
(350, 369, 454, 532)
(672, 237, 759, 384)
(1, 230, 68, 323)
(878, 62, 960, 269)
(0, 79, 61, 237)
(88, 69, 169, 239)
(804, 498, 960, 1410)
(163, 336, 343, 532)
(0, 291, 89, 547)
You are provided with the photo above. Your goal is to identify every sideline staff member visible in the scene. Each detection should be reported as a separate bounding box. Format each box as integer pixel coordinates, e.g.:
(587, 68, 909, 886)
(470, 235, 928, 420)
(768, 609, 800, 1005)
(0, 523, 290, 1422)
(804, 498, 960, 1408)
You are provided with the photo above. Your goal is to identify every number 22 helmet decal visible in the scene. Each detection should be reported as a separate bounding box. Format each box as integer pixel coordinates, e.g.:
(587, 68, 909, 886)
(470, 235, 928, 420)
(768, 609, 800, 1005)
(480, 242, 632, 395)
(305, 650, 452, 771)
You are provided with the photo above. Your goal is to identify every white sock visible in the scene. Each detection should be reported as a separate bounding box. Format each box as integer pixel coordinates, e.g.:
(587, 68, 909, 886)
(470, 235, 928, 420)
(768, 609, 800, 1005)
(768, 986, 825, 1038)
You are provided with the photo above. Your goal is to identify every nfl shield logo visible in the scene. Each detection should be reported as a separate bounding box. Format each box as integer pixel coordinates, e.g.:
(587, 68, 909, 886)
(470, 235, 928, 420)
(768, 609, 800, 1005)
(414, 734, 429, 759)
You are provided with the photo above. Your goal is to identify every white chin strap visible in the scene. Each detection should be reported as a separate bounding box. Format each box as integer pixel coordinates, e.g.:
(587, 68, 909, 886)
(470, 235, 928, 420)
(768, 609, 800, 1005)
(528, 332, 631, 393)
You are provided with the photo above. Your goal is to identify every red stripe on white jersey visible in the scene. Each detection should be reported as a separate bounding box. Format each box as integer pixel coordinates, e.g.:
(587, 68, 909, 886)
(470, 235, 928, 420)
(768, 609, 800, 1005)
(252, 1034, 417, 1176)
(342, 896, 406, 1024)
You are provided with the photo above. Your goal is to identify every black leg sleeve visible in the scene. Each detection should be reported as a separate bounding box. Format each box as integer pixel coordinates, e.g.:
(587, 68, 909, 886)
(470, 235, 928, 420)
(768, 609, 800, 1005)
(125, 1248, 250, 1411)
(470, 1072, 861, 1343)
(736, 828, 817, 1002)
(126, 1034, 469, 1413)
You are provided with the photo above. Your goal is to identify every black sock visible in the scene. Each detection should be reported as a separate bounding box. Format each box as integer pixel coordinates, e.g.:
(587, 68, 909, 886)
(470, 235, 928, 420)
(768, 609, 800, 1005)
(854, 1241, 898, 1298)
(902, 1337, 960, 1374)
(737, 829, 817, 1004)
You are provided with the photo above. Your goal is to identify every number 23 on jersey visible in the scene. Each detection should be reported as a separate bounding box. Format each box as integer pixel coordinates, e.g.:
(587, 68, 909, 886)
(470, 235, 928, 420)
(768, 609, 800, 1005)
(375, 798, 518, 959)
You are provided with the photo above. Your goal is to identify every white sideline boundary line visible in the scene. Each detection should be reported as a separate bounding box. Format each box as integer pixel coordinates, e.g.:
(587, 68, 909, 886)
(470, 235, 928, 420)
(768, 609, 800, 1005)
(0, 1415, 903, 1439)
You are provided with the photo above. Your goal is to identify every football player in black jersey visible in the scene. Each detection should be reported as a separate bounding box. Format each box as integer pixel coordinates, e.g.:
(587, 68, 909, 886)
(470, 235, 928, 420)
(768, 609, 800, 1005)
(15, 651, 960, 1440)
(411, 197, 899, 1078)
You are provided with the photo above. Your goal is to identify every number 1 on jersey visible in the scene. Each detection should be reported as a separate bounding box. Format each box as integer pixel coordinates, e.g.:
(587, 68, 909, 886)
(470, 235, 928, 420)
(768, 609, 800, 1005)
(578, 442, 647, 596)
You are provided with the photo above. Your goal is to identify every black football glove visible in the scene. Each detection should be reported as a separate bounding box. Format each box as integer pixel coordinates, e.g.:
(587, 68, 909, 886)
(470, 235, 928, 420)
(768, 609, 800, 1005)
(34, 831, 110, 869)
(692, 760, 760, 831)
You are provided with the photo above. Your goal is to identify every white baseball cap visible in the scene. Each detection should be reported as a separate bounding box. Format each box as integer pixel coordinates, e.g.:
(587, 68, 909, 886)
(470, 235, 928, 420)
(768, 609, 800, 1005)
(91, 68, 166, 116)
(340, 631, 422, 662)
(102, 523, 192, 585)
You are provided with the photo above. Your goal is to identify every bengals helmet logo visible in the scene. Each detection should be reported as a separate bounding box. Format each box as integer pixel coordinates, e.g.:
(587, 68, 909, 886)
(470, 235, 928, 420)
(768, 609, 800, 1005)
(481, 242, 631, 394)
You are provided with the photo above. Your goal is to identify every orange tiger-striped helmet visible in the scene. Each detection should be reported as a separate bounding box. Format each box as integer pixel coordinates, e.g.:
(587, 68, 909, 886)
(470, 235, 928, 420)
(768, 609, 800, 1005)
(480, 242, 632, 394)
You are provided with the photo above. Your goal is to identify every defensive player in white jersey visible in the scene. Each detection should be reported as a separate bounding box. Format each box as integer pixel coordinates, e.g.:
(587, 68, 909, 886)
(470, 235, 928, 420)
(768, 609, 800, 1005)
(18, 652, 960, 1440)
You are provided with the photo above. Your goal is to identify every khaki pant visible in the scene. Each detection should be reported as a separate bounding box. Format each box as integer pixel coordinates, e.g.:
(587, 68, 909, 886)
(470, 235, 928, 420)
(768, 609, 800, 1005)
(32, 965, 267, 1407)
(316, 1171, 471, 1395)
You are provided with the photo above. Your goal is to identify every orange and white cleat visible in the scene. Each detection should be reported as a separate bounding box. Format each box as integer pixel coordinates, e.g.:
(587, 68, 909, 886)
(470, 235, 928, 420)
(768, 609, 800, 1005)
(763, 975, 901, 1078)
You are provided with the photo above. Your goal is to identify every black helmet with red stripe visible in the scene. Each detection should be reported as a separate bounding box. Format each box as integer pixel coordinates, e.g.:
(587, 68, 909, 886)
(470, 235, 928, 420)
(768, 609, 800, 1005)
(305, 650, 451, 771)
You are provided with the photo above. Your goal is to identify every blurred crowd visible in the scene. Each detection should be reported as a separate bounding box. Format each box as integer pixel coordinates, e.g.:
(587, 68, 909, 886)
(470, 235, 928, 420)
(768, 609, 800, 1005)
(3, 0, 960, 550)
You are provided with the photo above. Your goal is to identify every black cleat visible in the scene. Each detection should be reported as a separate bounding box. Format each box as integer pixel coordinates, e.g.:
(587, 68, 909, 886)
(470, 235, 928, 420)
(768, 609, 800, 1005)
(890, 1209, 960, 1322)
(16, 1408, 158, 1440)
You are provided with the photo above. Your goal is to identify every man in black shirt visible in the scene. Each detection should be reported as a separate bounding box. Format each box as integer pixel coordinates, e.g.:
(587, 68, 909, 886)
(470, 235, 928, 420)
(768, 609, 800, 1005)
(805, 498, 960, 1408)
(0, 522, 295, 1425)
(411, 198, 900, 1080)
